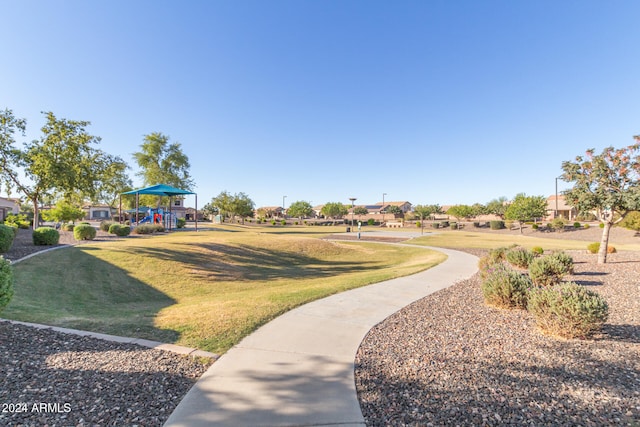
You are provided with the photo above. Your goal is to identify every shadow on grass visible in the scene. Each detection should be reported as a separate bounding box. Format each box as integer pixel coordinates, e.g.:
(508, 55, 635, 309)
(119, 241, 380, 281)
(5, 247, 180, 344)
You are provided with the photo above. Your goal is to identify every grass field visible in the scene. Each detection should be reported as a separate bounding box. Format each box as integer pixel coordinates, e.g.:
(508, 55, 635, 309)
(4, 226, 445, 354)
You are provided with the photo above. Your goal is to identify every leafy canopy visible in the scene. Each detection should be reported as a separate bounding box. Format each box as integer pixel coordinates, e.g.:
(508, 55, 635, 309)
(287, 201, 314, 219)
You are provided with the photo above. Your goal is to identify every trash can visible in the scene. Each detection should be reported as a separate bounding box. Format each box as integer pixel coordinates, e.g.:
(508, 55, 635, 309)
(346, 227, 351, 232)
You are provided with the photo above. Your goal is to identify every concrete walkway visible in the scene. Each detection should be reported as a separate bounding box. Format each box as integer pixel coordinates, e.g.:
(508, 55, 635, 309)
(164, 241, 478, 427)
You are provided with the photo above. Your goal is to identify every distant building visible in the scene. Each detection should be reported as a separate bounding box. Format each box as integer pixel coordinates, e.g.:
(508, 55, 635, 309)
(82, 204, 116, 220)
(546, 195, 578, 221)
(0, 197, 20, 222)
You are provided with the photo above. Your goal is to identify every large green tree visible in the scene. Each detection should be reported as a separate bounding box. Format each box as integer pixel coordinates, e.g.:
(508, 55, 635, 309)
(413, 204, 443, 221)
(562, 142, 640, 263)
(211, 191, 255, 223)
(446, 204, 476, 223)
(133, 132, 193, 207)
(320, 202, 348, 219)
(485, 197, 509, 219)
(287, 200, 314, 221)
(504, 193, 547, 234)
(0, 109, 111, 229)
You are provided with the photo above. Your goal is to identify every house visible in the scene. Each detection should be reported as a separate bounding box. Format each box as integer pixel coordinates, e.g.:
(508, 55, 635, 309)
(546, 195, 578, 221)
(256, 206, 284, 219)
(376, 201, 413, 214)
(82, 204, 116, 221)
(0, 197, 20, 222)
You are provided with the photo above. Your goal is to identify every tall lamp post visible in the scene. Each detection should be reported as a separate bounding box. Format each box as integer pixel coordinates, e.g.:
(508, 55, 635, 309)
(382, 192, 387, 223)
(555, 176, 561, 219)
(349, 197, 357, 231)
(282, 195, 287, 219)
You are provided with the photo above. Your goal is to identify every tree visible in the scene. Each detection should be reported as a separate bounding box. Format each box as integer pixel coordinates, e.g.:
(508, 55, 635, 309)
(287, 201, 314, 221)
(133, 132, 193, 207)
(562, 142, 640, 264)
(211, 191, 234, 222)
(504, 193, 547, 234)
(353, 206, 369, 220)
(485, 197, 509, 219)
(386, 205, 403, 216)
(413, 204, 443, 234)
(320, 202, 348, 219)
(0, 110, 110, 229)
(92, 154, 132, 212)
(446, 204, 476, 222)
(211, 191, 255, 223)
(41, 201, 86, 224)
(202, 202, 219, 220)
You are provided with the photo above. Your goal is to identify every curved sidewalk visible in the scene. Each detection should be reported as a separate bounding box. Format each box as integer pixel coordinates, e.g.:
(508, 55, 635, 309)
(164, 245, 478, 427)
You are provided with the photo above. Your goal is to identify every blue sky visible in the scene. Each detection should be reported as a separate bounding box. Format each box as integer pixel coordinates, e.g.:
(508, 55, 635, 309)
(2, 0, 639, 209)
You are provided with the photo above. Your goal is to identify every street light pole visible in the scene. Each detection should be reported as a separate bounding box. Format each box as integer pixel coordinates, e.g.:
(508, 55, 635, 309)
(282, 195, 287, 218)
(382, 192, 387, 223)
(555, 177, 560, 219)
(349, 197, 356, 231)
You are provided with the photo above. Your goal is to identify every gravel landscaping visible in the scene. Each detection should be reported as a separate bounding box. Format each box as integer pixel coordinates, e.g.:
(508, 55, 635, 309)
(355, 249, 640, 426)
(2, 225, 639, 425)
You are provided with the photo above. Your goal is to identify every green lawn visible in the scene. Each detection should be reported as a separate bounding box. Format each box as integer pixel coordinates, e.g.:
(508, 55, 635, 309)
(4, 227, 445, 354)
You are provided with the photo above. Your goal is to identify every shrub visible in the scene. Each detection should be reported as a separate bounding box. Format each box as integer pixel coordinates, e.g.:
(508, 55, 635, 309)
(73, 224, 97, 241)
(473, 222, 480, 228)
(63, 223, 75, 231)
(490, 220, 505, 230)
(532, 223, 539, 230)
(573, 222, 581, 229)
(415, 221, 421, 228)
(584, 223, 590, 229)
(100, 221, 115, 232)
(505, 220, 514, 230)
(281, 220, 286, 226)
(134, 224, 156, 234)
(367, 219, 375, 226)
(481, 263, 532, 309)
(505, 247, 534, 269)
(619, 211, 640, 231)
(32, 227, 60, 245)
(599, 222, 605, 228)
(528, 255, 567, 287)
(531, 246, 544, 256)
(0, 225, 16, 253)
(478, 246, 510, 276)
(551, 217, 565, 231)
(450, 222, 458, 230)
(4, 213, 30, 229)
(548, 251, 574, 275)
(527, 283, 609, 339)
(176, 217, 186, 228)
(108, 223, 131, 236)
(587, 242, 617, 254)
(440, 221, 449, 228)
(0, 257, 14, 314)
(431, 223, 440, 229)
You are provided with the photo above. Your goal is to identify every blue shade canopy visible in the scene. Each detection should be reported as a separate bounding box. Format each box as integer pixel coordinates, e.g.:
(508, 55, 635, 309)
(121, 184, 194, 196)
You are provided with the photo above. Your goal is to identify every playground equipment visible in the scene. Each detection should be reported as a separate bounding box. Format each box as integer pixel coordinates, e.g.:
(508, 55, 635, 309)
(131, 207, 177, 229)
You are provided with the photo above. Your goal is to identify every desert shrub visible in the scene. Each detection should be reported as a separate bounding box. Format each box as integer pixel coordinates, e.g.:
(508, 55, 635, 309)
(176, 217, 186, 228)
(528, 255, 567, 287)
(440, 221, 449, 228)
(584, 223, 590, 229)
(490, 220, 505, 230)
(505, 246, 534, 269)
(431, 223, 440, 229)
(599, 222, 605, 228)
(587, 242, 617, 254)
(450, 222, 458, 230)
(134, 224, 155, 234)
(481, 263, 532, 309)
(531, 246, 544, 256)
(532, 223, 539, 230)
(32, 227, 60, 245)
(0, 257, 14, 314)
(548, 251, 574, 274)
(100, 221, 115, 232)
(109, 224, 131, 236)
(473, 222, 480, 228)
(478, 246, 510, 276)
(63, 223, 75, 231)
(551, 217, 566, 231)
(415, 221, 421, 228)
(0, 225, 15, 253)
(527, 283, 609, 339)
(281, 220, 286, 226)
(573, 222, 581, 229)
(505, 220, 514, 230)
(367, 218, 375, 226)
(73, 224, 96, 241)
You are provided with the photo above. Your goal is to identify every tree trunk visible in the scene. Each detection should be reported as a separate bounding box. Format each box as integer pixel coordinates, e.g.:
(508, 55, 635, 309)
(31, 196, 40, 230)
(598, 221, 612, 264)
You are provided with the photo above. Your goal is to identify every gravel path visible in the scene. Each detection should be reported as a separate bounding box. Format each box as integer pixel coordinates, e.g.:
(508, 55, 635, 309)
(355, 249, 640, 426)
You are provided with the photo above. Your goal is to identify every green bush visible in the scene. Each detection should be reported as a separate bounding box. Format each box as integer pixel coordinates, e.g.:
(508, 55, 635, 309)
(619, 211, 640, 231)
(548, 251, 574, 275)
(431, 223, 440, 229)
(367, 218, 375, 226)
(478, 246, 510, 276)
(531, 246, 544, 256)
(551, 217, 565, 231)
(532, 223, 539, 230)
(473, 222, 480, 228)
(599, 222, 605, 228)
(573, 222, 581, 229)
(33, 227, 60, 245)
(490, 220, 505, 230)
(109, 223, 131, 236)
(450, 222, 458, 230)
(0, 257, 14, 314)
(415, 221, 421, 228)
(134, 224, 155, 234)
(440, 221, 449, 228)
(4, 213, 30, 229)
(73, 224, 97, 241)
(176, 217, 186, 229)
(527, 283, 609, 339)
(481, 263, 531, 309)
(587, 242, 616, 254)
(505, 246, 534, 269)
(584, 223, 590, 229)
(0, 225, 15, 253)
(63, 223, 75, 231)
(528, 255, 567, 287)
(100, 221, 115, 232)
